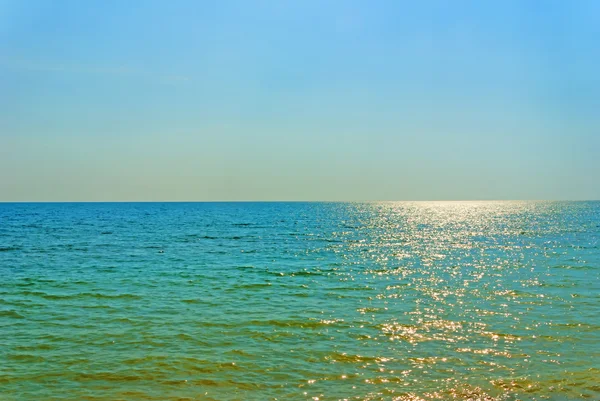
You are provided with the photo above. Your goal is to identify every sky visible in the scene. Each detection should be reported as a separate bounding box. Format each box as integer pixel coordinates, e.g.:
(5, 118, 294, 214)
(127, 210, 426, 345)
(1, 0, 599, 201)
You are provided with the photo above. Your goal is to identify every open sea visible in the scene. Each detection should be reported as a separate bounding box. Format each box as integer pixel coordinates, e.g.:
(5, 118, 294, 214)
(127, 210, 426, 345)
(0, 201, 598, 401)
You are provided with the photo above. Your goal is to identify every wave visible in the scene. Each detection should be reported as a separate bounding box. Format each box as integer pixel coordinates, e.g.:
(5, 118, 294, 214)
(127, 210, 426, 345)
(16, 291, 142, 301)
(0, 310, 25, 318)
(0, 246, 21, 252)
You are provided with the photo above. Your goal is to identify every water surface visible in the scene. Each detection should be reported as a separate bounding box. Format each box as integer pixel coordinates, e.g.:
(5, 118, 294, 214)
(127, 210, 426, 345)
(1, 202, 599, 400)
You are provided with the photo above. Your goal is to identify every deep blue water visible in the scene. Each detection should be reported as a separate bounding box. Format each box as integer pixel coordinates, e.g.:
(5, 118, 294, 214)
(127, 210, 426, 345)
(1, 201, 599, 400)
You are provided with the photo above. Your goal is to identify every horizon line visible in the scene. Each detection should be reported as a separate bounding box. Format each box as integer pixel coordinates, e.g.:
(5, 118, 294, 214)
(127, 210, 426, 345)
(1, 199, 598, 204)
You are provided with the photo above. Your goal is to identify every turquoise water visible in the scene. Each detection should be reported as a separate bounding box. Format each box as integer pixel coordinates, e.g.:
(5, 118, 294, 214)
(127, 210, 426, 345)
(1, 201, 598, 400)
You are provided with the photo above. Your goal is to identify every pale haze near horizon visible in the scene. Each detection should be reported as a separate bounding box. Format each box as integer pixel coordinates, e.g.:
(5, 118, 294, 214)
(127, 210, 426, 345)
(1, 0, 599, 201)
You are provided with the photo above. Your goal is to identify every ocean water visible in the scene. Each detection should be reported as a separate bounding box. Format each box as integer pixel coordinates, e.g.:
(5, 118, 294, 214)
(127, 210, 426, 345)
(1, 201, 598, 401)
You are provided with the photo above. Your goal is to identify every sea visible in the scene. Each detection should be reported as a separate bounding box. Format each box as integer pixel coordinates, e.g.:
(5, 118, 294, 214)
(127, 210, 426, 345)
(0, 201, 598, 401)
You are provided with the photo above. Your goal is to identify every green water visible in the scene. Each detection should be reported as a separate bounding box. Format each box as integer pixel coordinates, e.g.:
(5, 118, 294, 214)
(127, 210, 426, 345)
(1, 202, 599, 400)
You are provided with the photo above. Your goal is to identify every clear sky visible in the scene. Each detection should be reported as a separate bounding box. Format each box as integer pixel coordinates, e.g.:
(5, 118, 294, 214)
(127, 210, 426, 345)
(1, 0, 599, 201)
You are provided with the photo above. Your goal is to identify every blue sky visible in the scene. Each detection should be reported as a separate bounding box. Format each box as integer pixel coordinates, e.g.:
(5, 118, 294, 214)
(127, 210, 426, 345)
(1, 0, 599, 201)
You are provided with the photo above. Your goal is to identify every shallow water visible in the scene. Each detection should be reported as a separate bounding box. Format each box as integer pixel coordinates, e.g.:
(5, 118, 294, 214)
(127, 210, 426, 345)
(1, 201, 599, 400)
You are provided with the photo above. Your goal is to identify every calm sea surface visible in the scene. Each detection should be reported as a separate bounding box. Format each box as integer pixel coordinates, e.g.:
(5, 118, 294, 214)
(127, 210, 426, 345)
(1, 202, 598, 400)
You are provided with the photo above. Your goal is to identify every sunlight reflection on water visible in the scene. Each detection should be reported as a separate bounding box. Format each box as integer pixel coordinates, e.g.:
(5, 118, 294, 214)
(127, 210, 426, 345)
(1, 201, 599, 400)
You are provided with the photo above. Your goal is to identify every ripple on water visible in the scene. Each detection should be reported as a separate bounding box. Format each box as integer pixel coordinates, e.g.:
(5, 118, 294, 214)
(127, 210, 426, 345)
(0, 201, 599, 400)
